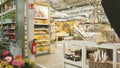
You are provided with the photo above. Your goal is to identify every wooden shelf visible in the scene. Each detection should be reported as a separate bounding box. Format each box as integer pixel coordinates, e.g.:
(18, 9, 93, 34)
(34, 33, 49, 35)
(3, 33, 15, 35)
(36, 40, 49, 42)
(64, 59, 82, 67)
(2, 22, 16, 25)
(34, 23, 49, 25)
(37, 45, 49, 47)
(34, 28, 49, 30)
(34, 17, 48, 20)
(3, 28, 15, 30)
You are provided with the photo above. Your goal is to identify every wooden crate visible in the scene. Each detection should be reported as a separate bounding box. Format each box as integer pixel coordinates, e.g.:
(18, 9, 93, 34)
(89, 61, 113, 68)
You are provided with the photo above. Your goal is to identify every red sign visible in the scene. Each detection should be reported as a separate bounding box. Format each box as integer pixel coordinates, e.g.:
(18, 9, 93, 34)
(29, 3, 34, 9)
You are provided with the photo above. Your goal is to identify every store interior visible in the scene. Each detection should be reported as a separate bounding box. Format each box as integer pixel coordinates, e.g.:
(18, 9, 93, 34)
(0, 0, 120, 68)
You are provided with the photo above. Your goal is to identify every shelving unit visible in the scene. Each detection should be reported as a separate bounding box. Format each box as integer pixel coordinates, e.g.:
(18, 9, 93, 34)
(0, 0, 24, 56)
(51, 21, 76, 46)
(1, 22, 16, 44)
(33, 4, 50, 55)
(0, 0, 16, 45)
(24, 2, 50, 56)
(62, 40, 120, 68)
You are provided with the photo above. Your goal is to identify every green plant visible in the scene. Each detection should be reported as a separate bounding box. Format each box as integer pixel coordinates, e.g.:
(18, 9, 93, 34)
(5, 65, 14, 68)
(0, 43, 9, 58)
(24, 59, 35, 68)
(0, 43, 8, 49)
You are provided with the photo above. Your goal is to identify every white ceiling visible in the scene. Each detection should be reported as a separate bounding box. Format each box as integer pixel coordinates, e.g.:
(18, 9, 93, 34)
(50, 0, 107, 22)
(50, 0, 98, 11)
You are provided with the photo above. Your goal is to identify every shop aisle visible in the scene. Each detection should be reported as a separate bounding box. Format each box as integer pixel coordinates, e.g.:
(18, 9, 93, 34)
(35, 46, 62, 68)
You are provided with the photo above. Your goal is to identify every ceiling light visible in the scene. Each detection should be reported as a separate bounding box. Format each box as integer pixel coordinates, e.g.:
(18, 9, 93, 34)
(42, 0, 46, 1)
(67, 6, 70, 8)
(61, 5, 64, 7)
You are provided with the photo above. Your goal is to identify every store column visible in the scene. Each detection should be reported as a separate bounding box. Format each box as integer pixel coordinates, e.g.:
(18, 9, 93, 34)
(26, 0, 35, 61)
(15, 0, 24, 56)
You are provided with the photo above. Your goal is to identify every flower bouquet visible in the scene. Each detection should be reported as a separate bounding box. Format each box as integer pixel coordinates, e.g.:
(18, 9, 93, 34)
(0, 43, 35, 68)
(12, 55, 24, 68)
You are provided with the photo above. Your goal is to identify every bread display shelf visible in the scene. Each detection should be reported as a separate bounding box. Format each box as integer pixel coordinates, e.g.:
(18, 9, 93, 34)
(33, 4, 50, 55)
(34, 17, 48, 19)
(34, 23, 49, 25)
(34, 28, 49, 30)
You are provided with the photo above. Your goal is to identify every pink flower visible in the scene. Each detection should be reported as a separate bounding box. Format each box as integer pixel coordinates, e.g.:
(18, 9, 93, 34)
(12, 60, 24, 67)
(2, 50, 10, 57)
(12, 55, 24, 67)
(4, 56, 12, 62)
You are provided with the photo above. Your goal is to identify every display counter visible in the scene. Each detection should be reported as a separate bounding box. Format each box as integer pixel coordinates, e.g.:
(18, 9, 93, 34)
(62, 40, 120, 68)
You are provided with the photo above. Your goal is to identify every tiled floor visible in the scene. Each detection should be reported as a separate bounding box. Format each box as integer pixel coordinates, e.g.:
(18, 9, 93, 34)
(35, 46, 62, 68)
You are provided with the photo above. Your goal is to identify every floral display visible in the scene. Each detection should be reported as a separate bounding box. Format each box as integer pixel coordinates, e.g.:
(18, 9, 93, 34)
(12, 55, 24, 67)
(0, 53, 35, 68)
(12, 60, 24, 67)
(0, 44, 35, 68)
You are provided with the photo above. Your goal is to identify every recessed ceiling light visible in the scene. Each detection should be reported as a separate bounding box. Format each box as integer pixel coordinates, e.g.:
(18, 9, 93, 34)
(42, 0, 46, 1)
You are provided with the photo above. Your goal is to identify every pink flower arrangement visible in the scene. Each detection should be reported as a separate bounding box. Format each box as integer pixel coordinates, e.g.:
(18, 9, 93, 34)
(0, 49, 35, 68)
(12, 55, 24, 67)
(12, 60, 24, 67)
(2, 50, 10, 57)
(4, 56, 12, 62)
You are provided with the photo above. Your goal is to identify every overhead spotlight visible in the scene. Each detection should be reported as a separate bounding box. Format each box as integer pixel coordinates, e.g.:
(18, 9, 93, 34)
(61, 5, 64, 7)
(42, 0, 46, 1)
(67, 6, 70, 8)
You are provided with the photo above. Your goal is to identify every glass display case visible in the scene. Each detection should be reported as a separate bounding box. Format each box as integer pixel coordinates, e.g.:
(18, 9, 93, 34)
(63, 40, 84, 68)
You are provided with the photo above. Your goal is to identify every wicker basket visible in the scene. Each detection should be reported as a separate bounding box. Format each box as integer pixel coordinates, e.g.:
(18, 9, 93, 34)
(89, 61, 113, 68)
